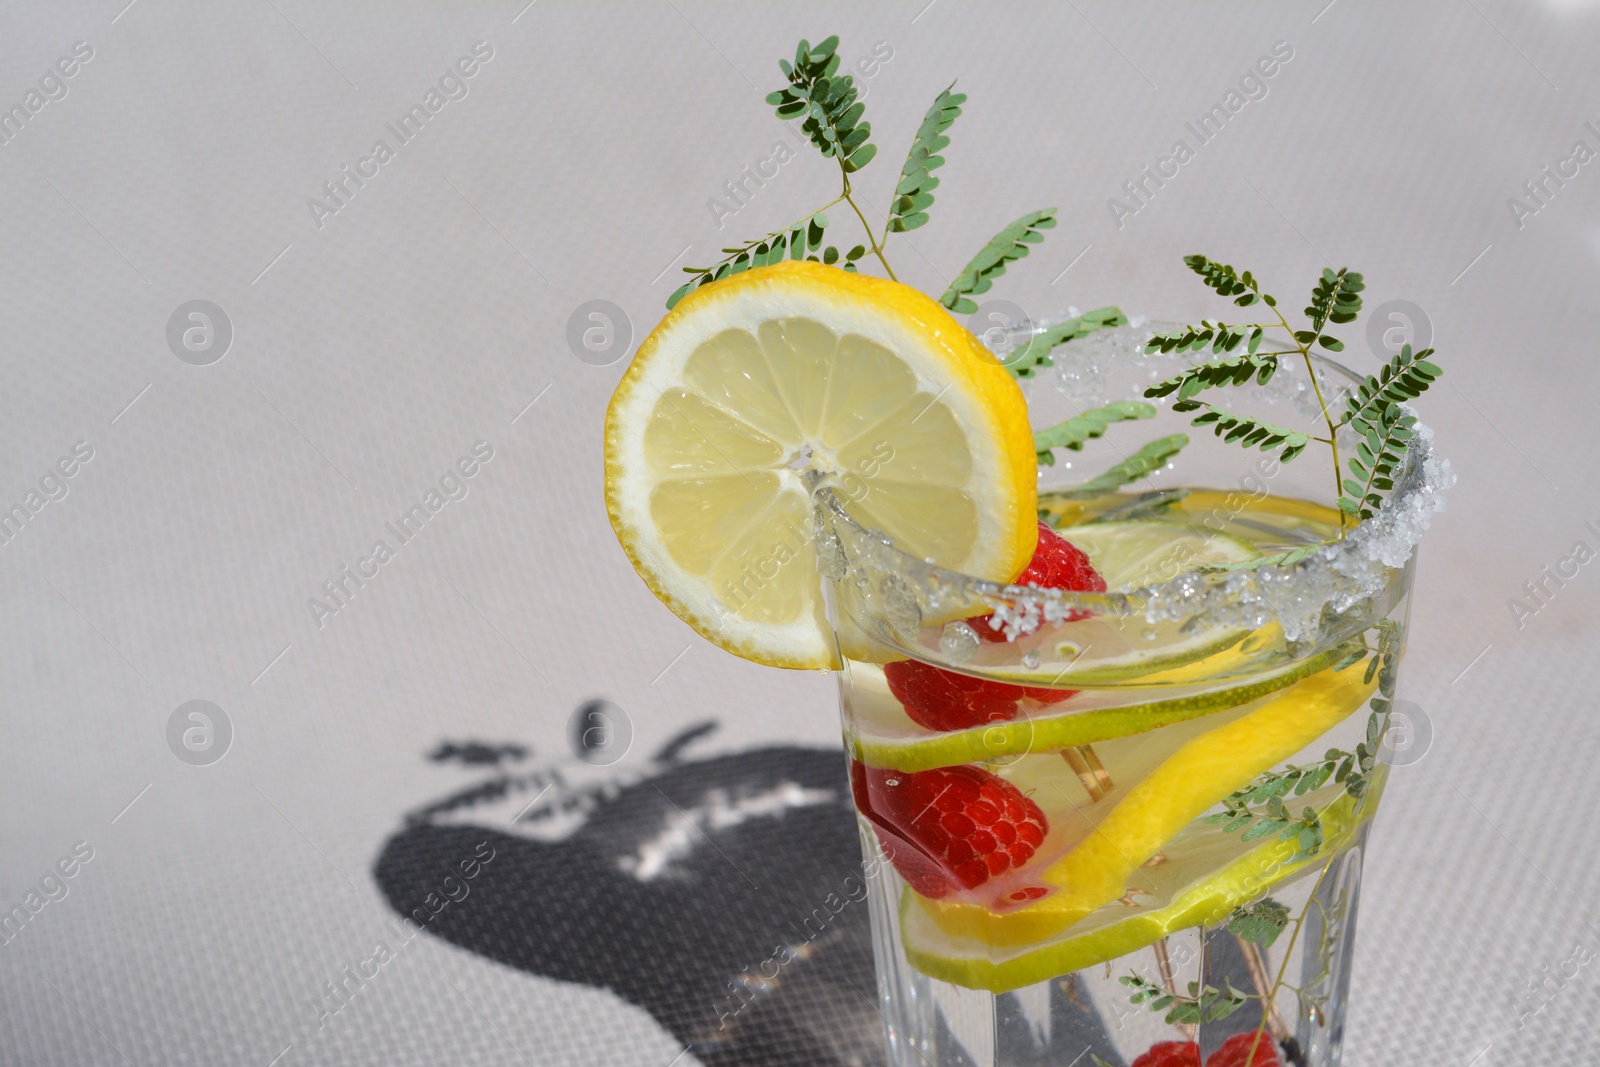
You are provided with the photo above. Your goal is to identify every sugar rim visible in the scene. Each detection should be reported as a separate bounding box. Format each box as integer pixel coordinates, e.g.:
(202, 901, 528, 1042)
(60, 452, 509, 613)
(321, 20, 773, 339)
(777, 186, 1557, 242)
(816, 350, 1452, 644)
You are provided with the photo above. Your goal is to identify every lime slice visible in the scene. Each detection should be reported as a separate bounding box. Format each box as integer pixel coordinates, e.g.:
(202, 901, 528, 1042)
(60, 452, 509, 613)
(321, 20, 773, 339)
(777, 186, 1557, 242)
(848, 638, 1333, 772)
(964, 521, 1263, 688)
(900, 776, 1382, 993)
(983, 620, 1252, 689)
(1058, 521, 1257, 591)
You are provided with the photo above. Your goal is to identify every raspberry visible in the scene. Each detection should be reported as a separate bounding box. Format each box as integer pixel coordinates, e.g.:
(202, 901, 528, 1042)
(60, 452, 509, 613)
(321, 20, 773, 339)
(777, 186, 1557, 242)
(849, 761, 1048, 899)
(971, 521, 1105, 642)
(884, 523, 1102, 733)
(1206, 1032, 1281, 1067)
(1128, 1033, 1283, 1067)
(883, 659, 1072, 732)
(1131, 1042, 1201, 1067)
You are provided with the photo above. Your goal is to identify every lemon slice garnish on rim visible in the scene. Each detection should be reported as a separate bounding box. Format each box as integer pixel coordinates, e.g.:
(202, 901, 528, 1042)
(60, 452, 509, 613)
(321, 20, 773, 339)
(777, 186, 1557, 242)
(604, 260, 1038, 669)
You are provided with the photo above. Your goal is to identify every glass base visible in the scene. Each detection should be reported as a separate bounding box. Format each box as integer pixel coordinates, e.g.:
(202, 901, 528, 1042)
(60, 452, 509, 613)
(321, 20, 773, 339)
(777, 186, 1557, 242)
(862, 824, 1370, 1067)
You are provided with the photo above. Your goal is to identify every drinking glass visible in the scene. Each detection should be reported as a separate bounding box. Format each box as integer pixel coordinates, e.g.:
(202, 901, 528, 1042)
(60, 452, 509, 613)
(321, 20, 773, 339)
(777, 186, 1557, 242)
(815, 331, 1446, 1067)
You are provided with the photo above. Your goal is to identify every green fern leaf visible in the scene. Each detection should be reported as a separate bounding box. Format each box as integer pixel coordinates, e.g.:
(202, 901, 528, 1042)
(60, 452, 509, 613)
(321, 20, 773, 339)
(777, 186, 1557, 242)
(940, 208, 1056, 314)
(766, 37, 876, 173)
(1181, 255, 1273, 308)
(1146, 322, 1268, 356)
(1302, 267, 1364, 351)
(1067, 434, 1188, 495)
(887, 83, 964, 233)
(1144, 348, 1281, 401)
(1003, 306, 1126, 379)
(1336, 402, 1418, 519)
(1338, 344, 1442, 433)
(1170, 401, 1309, 462)
(1033, 400, 1154, 465)
(1227, 898, 1291, 948)
(667, 213, 829, 309)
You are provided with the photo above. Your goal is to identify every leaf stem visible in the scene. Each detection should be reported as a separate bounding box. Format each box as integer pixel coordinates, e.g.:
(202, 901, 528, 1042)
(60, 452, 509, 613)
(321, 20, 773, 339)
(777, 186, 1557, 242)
(1152, 938, 1196, 1041)
(1268, 304, 1345, 538)
(1234, 935, 1292, 1042)
(776, 193, 847, 253)
(841, 178, 897, 281)
(813, 192, 848, 219)
(1244, 858, 1334, 1065)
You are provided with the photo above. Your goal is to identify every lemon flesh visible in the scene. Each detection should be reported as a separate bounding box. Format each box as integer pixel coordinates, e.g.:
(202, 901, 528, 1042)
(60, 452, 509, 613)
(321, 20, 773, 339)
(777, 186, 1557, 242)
(606, 261, 1037, 668)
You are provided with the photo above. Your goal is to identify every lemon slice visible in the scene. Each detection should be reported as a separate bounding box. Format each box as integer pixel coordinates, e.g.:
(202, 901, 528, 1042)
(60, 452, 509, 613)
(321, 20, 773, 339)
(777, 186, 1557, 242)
(913, 665, 1375, 946)
(900, 775, 1382, 993)
(605, 260, 1037, 668)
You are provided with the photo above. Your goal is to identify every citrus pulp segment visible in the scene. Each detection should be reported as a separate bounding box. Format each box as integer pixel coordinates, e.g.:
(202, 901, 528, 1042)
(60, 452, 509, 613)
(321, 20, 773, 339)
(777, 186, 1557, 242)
(604, 260, 1038, 668)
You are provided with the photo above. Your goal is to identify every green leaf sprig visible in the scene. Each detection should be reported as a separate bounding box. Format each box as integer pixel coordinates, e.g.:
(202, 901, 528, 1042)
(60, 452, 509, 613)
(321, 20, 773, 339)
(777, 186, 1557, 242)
(1173, 404, 1310, 463)
(768, 36, 877, 173)
(1144, 347, 1280, 399)
(1064, 436, 1190, 498)
(886, 83, 964, 234)
(1339, 403, 1416, 519)
(672, 34, 899, 299)
(1206, 789, 1326, 861)
(668, 36, 1150, 478)
(1335, 344, 1441, 518)
(1338, 343, 1441, 432)
(1227, 897, 1291, 949)
(668, 214, 842, 310)
(1119, 974, 1252, 1026)
(1003, 306, 1127, 379)
(1032, 401, 1154, 465)
(1205, 732, 1374, 853)
(1351, 617, 1404, 812)
(1298, 267, 1364, 353)
(668, 37, 1444, 519)
(1142, 256, 1442, 536)
(1207, 620, 1403, 852)
(940, 208, 1057, 314)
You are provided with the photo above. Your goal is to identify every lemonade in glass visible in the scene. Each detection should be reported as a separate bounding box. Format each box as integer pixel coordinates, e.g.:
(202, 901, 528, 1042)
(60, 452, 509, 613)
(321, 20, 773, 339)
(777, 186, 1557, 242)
(815, 324, 1444, 1065)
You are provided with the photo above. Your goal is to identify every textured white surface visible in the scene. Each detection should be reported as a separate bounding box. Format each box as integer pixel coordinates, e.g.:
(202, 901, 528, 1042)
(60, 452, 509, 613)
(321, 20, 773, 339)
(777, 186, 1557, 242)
(1, 2, 1597, 1065)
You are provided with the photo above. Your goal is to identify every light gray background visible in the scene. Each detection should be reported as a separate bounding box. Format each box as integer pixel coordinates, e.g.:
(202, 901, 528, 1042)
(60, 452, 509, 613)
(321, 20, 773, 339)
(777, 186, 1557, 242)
(2, 1, 1597, 1064)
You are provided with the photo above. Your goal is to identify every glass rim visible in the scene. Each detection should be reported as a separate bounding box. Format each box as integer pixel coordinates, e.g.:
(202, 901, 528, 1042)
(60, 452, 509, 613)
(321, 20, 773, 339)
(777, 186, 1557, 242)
(815, 350, 1447, 643)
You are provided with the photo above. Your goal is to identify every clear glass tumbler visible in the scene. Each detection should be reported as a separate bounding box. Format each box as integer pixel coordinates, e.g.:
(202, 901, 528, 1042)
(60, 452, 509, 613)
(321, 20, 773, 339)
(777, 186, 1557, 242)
(815, 342, 1444, 1067)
